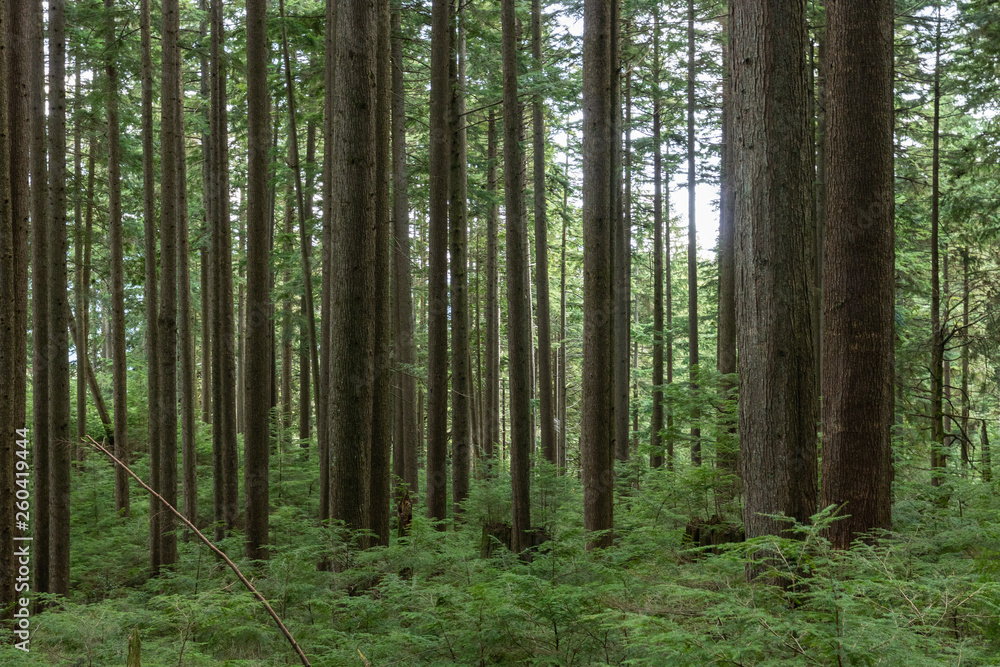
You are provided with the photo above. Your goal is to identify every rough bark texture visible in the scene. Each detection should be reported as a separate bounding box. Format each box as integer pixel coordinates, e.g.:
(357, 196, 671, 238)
(159, 0, 180, 570)
(961, 249, 969, 469)
(732, 0, 818, 547)
(73, 71, 86, 447)
(30, 0, 51, 600)
(392, 8, 419, 496)
(650, 8, 665, 471)
(610, 0, 627, 467)
(106, 0, 130, 518)
(245, 0, 271, 561)
(686, 0, 700, 467)
(426, 0, 451, 527)
(320, 0, 337, 528)
(930, 16, 944, 488)
(502, 0, 533, 554)
(820, 0, 894, 550)
(140, 0, 161, 569)
(450, 9, 472, 514)
(48, 0, 72, 596)
(178, 99, 197, 531)
(330, 0, 378, 537)
(581, 0, 614, 548)
(532, 0, 557, 466)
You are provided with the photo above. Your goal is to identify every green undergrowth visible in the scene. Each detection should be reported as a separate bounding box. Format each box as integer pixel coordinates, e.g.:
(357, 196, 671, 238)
(3, 441, 1000, 666)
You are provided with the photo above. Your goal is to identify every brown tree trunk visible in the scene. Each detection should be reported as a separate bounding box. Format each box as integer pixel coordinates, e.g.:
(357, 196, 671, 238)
(581, 0, 614, 548)
(74, 69, 86, 446)
(199, 0, 211, 428)
(982, 419, 992, 483)
(650, 8, 665, 471)
(282, 187, 295, 439)
(159, 0, 180, 569)
(140, 0, 161, 570)
(320, 0, 337, 528)
(686, 0, 700, 467)
(300, 120, 316, 441)
(820, 0, 894, 550)
(485, 110, 500, 469)
(559, 148, 568, 471)
(1, 0, 32, 614)
(106, 0, 130, 518)
(531, 0, 557, 466)
(960, 249, 969, 469)
(450, 7, 472, 515)
(426, 0, 451, 527)
(502, 0, 534, 553)
(930, 14, 944, 488)
(732, 0, 818, 552)
(392, 7, 419, 496)
(245, 0, 271, 561)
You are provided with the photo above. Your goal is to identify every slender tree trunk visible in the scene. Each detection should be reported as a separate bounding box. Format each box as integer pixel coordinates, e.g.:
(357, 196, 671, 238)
(581, 0, 614, 548)
(392, 8, 419, 496)
(559, 148, 568, 471)
(960, 249, 969, 469)
(245, 0, 271, 561)
(159, 0, 180, 569)
(74, 69, 86, 446)
(820, 0, 894, 549)
(426, 0, 451, 527)
(140, 0, 161, 570)
(732, 0, 818, 554)
(982, 418, 992, 483)
(485, 110, 500, 468)
(716, 9, 738, 504)
(650, 8, 665, 471)
(502, 0, 534, 553)
(686, 0, 700, 467)
(105, 0, 130, 518)
(930, 13, 944, 488)
(450, 6, 472, 515)
(199, 0, 211, 429)
(943, 250, 952, 462)
(177, 97, 197, 532)
(282, 187, 295, 439)
(80, 142, 97, 455)
(624, 63, 634, 460)
(300, 120, 316, 442)
(815, 30, 827, 401)
(531, 0, 557, 466)
(610, 0, 627, 467)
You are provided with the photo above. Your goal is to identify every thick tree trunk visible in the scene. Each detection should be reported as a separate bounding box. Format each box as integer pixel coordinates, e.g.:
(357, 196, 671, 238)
(581, 0, 614, 548)
(105, 0, 130, 518)
(502, 0, 534, 554)
(686, 0, 700, 467)
(819, 0, 894, 550)
(732, 0, 818, 552)
(392, 8, 419, 496)
(245, 0, 271, 561)
(450, 7, 472, 514)
(426, 0, 451, 527)
(140, 0, 161, 570)
(159, 0, 180, 570)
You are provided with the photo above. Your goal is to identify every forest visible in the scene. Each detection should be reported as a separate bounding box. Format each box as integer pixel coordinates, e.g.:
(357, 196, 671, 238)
(2, 0, 1000, 664)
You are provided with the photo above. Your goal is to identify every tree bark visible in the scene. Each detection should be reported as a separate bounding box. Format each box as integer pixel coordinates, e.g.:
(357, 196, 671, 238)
(930, 13, 944, 488)
(392, 7, 419, 496)
(983, 418, 992, 483)
(732, 0, 818, 552)
(960, 249, 969, 469)
(450, 6, 472, 515)
(686, 0, 700, 467)
(502, 0, 534, 554)
(106, 0, 130, 518)
(73, 69, 86, 446)
(177, 92, 197, 532)
(820, 0, 894, 550)
(485, 110, 500, 469)
(245, 0, 271, 561)
(581, 0, 614, 548)
(426, 0, 451, 527)
(650, 7, 665, 471)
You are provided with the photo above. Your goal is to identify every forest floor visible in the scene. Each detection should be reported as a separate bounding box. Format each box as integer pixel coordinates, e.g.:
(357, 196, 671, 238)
(3, 433, 1000, 666)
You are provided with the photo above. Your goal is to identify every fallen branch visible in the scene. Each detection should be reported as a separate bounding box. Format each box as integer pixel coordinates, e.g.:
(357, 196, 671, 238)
(85, 436, 311, 667)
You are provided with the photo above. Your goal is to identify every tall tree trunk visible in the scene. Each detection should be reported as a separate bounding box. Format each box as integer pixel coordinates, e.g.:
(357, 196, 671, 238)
(392, 8, 419, 496)
(105, 0, 130, 518)
(140, 0, 161, 570)
(300, 120, 316, 441)
(502, 0, 534, 554)
(624, 62, 634, 460)
(199, 0, 211, 428)
(581, 0, 614, 549)
(1, 0, 32, 614)
(369, 0, 393, 546)
(930, 12, 944, 488)
(819, 0, 894, 550)
(48, 0, 72, 595)
(74, 69, 86, 445)
(177, 95, 196, 532)
(610, 0, 627, 467)
(282, 187, 295, 439)
(650, 7, 665, 471)
(558, 147, 569, 471)
(686, 0, 700, 467)
(320, 0, 337, 528)
(732, 0, 818, 554)
(210, 0, 239, 538)
(245, 0, 271, 561)
(450, 6, 472, 515)
(426, 0, 451, 527)
(485, 110, 500, 469)
(80, 142, 97, 454)
(961, 249, 969, 469)
(159, 0, 180, 569)
(716, 8, 738, 504)
(532, 0, 557, 466)
(815, 30, 827, 401)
